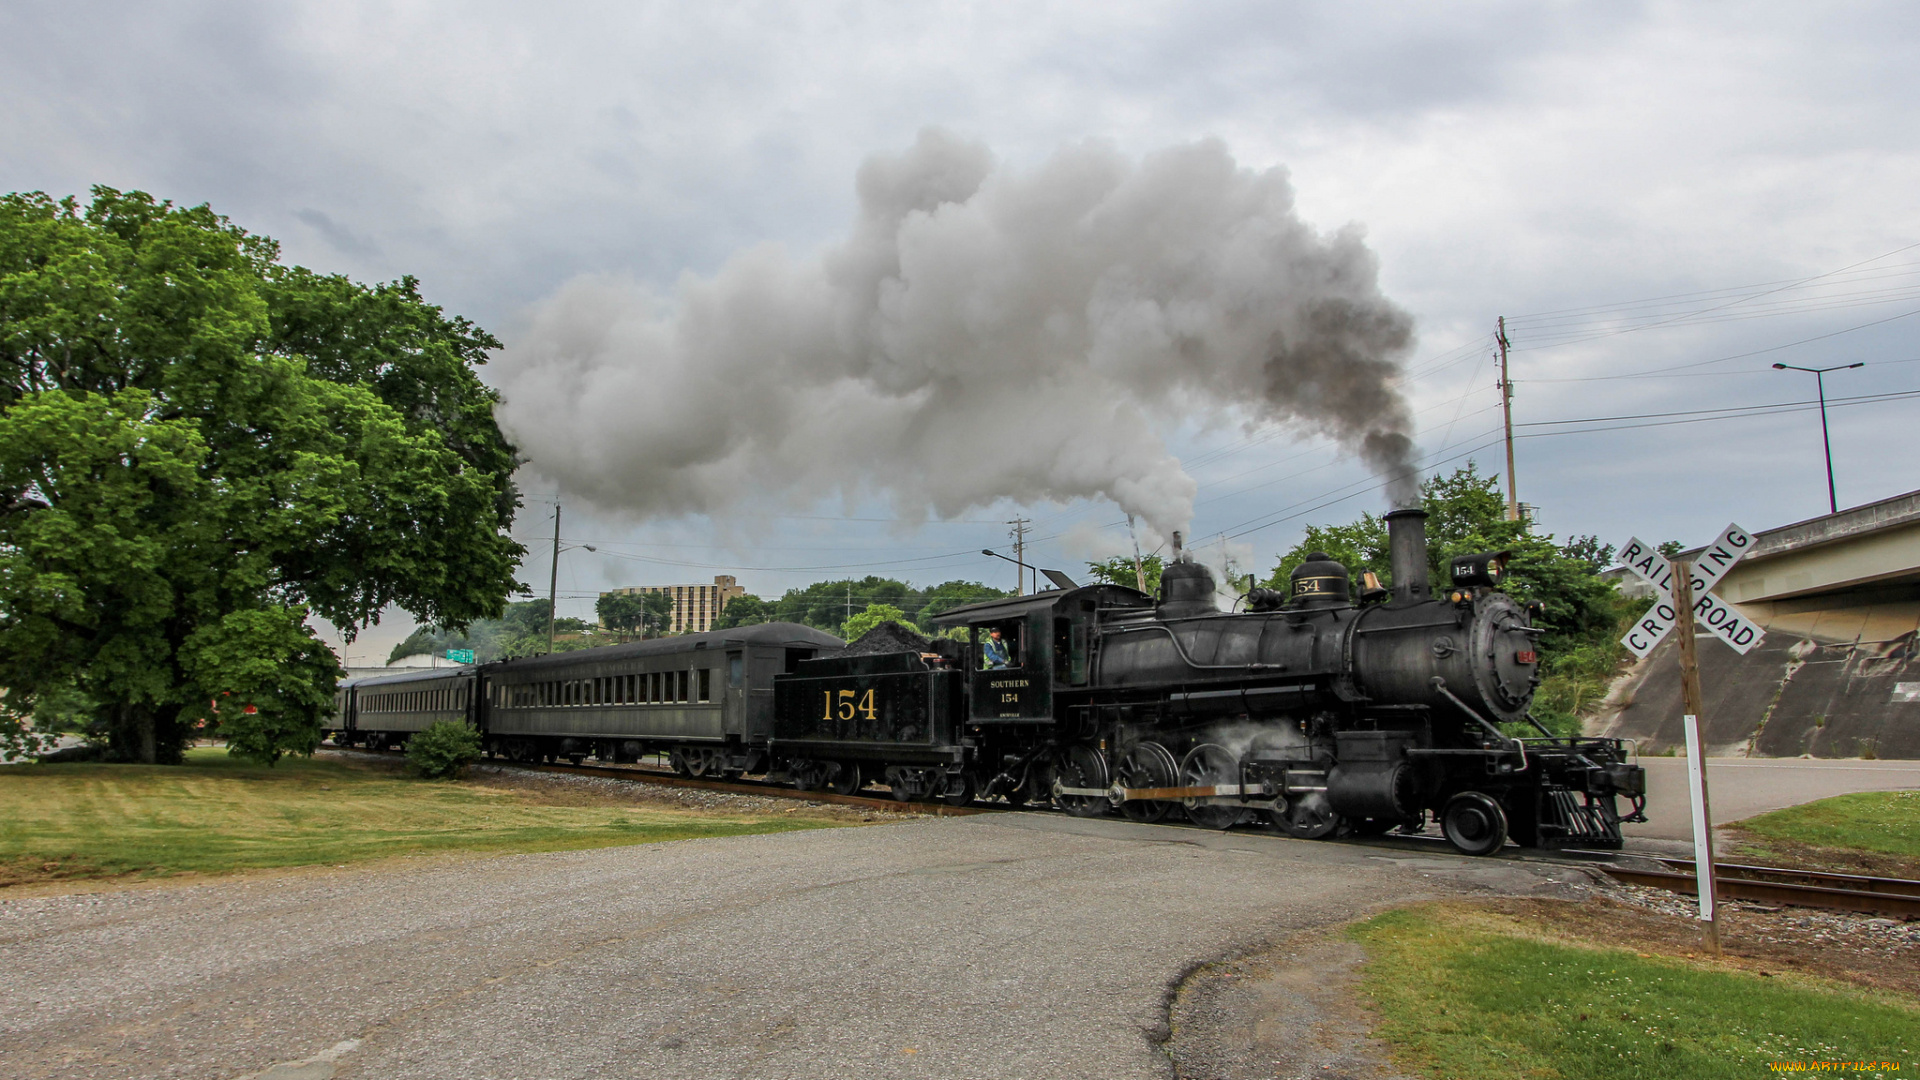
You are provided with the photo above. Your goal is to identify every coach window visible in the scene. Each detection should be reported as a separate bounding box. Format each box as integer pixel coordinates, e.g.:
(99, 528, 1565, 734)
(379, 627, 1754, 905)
(727, 653, 743, 688)
(697, 668, 712, 702)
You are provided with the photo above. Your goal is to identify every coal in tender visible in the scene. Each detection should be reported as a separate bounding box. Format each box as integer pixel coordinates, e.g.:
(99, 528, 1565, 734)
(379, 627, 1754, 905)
(831, 621, 936, 657)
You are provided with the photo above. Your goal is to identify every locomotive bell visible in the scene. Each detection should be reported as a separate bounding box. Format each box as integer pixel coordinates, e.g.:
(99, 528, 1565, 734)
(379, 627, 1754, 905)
(1288, 551, 1350, 608)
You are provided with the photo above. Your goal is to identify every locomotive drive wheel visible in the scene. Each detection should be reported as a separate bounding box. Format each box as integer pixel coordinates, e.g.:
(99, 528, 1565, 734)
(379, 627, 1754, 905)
(1441, 791, 1509, 856)
(1117, 742, 1178, 823)
(1180, 744, 1248, 831)
(1054, 745, 1110, 817)
(828, 761, 863, 796)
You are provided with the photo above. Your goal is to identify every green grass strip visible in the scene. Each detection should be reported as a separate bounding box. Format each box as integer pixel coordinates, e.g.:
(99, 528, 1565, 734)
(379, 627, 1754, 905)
(1349, 907, 1917, 1078)
(1735, 791, 1920, 861)
(1, 748, 842, 883)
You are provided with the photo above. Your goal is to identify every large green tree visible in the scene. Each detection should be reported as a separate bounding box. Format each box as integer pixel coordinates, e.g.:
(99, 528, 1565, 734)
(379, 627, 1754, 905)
(0, 188, 524, 763)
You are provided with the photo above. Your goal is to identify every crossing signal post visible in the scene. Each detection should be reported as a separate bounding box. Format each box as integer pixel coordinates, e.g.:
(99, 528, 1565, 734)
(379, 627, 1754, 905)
(1672, 562, 1721, 955)
(1615, 523, 1760, 956)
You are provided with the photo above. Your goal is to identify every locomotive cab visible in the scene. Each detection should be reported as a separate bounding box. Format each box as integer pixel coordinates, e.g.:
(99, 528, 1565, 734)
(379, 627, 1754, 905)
(929, 586, 1153, 724)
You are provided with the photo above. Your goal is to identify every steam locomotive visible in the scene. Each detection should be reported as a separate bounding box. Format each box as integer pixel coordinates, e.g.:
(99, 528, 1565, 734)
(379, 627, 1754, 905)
(330, 506, 1646, 856)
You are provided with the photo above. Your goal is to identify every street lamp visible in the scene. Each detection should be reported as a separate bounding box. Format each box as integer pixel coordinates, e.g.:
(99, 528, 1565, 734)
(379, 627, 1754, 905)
(1772, 362, 1864, 514)
(982, 548, 1029, 595)
(545, 503, 596, 654)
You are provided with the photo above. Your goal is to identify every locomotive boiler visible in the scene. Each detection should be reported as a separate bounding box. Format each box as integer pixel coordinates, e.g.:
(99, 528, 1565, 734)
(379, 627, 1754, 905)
(773, 505, 1646, 855)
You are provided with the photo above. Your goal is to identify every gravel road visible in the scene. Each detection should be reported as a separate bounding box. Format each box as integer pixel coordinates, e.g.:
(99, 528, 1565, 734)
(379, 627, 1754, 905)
(0, 813, 1589, 1080)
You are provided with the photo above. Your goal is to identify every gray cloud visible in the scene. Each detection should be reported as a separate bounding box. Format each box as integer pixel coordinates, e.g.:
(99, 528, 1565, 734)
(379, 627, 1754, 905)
(293, 208, 381, 258)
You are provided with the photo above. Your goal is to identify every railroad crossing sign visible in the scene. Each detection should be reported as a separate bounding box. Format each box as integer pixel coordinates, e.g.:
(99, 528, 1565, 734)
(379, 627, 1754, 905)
(1615, 523, 1765, 658)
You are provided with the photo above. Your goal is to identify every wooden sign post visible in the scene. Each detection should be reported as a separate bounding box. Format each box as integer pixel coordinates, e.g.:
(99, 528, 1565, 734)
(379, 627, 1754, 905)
(1614, 525, 1757, 956)
(1672, 561, 1722, 955)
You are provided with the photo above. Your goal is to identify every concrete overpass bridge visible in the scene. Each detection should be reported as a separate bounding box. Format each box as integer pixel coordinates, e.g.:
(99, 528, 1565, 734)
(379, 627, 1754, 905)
(1594, 489, 1920, 758)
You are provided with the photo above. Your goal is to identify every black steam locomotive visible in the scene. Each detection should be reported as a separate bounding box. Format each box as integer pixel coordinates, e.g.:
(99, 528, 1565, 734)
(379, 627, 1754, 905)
(771, 506, 1645, 856)
(329, 505, 1645, 856)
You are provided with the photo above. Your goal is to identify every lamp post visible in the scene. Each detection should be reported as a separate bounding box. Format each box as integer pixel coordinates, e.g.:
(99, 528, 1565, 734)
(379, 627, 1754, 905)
(545, 504, 596, 654)
(1772, 362, 1864, 514)
(982, 548, 1029, 595)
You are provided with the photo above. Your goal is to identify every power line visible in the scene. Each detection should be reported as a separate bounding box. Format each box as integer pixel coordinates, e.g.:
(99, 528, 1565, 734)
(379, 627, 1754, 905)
(1514, 388, 1920, 438)
(1524, 305, 1920, 383)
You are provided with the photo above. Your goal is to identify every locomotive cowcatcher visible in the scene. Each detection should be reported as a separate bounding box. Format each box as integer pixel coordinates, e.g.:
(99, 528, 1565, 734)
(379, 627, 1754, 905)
(773, 505, 1647, 855)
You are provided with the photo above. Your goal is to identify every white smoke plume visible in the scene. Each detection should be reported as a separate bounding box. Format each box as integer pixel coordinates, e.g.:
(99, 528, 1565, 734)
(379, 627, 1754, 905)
(495, 129, 1418, 538)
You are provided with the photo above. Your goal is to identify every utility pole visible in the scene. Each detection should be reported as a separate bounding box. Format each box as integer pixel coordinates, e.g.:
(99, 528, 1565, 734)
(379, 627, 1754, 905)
(1127, 513, 1148, 593)
(1673, 562, 1721, 955)
(546, 503, 562, 655)
(1497, 316, 1519, 522)
(1007, 517, 1031, 595)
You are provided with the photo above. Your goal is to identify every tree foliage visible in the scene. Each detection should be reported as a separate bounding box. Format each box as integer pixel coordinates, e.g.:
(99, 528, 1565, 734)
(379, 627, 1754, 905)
(1084, 554, 1163, 595)
(711, 593, 770, 630)
(596, 592, 649, 636)
(405, 719, 483, 779)
(769, 577, 1009, 632)
(841, 603, 909, 641)
(0, 188, 524, 763)
(387, 599, 607, 664)
(640, 592, 673, 636)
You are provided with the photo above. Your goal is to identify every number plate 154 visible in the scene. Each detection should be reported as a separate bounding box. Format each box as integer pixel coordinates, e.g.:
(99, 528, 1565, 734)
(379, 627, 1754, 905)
(822, 688, 879, 721)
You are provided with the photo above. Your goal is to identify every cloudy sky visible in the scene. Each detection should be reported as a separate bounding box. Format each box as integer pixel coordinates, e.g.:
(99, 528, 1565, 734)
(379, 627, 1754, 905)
(5, 2, 1917, 660)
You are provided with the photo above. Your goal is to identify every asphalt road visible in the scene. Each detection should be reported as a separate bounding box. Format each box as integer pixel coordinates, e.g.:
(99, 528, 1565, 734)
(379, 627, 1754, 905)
(0, 813, 1583, 1080)
(1626, 756, 1920, 841)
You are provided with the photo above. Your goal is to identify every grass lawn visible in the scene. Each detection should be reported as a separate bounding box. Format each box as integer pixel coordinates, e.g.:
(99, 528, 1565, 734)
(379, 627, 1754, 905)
(0, 748, 849, 887)
(1350, 905, 1917, 1079)
(1735, 790, 1920, 859)
(1727, 790, 1920, 879)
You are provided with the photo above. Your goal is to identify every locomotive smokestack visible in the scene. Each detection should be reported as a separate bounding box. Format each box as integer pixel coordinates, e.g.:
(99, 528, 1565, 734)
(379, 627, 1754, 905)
(1384, 506, 1430, 605)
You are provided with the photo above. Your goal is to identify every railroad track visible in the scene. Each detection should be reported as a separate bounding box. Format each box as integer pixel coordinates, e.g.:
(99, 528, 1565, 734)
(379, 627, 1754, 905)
(1601, 859, 1920, 918)
(334, 747, 1917, 917)
(333, 746, 995, 817)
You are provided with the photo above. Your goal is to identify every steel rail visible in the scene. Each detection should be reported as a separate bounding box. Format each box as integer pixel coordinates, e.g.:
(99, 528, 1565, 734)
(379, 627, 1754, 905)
(332, 746, 995, 817)
(1602, 862, 1920, 918)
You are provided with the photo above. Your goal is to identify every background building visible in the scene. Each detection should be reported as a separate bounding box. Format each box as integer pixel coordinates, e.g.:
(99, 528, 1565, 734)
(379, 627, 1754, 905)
(601, 575, 746, 634)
